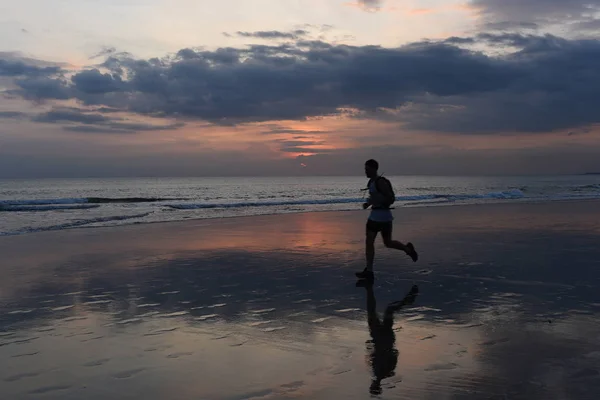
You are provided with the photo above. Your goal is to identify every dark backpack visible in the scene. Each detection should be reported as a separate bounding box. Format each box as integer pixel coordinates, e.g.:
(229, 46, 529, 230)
(370, 176, 395, 207)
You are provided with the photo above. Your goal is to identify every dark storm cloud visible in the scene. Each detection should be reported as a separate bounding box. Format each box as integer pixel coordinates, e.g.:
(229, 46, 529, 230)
(471, 0, 600, 34)
(71, 69, 125, 94)
(7, 32, 600, 134)
(14, 77, 72, 100)
(30, 108, 185, 134)
(12, 40, 518, 125)
(61, 121, 184, 134)
(0, 57, 62, 77)
(471, 0, 600, 22)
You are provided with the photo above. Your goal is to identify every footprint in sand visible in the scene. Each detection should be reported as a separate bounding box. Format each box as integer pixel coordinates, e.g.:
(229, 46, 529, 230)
(5, 371, 42, 382)
(5, 336, 40, 346)
(167, 352, 193, 359)
(112, 368, 146, 379)
(83, 358, 111, 367)
(11, 351, 40, 358)
(29, 385, 72, 394)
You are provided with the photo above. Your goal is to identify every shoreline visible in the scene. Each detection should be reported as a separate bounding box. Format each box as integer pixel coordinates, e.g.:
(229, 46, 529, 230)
(2, 197, 600, 238)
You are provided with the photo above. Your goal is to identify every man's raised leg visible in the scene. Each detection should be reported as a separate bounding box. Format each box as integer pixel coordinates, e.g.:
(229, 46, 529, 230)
(381, 227, 418, 262)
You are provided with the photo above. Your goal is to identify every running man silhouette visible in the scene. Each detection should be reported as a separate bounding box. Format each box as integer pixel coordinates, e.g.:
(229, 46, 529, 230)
(358, 281, 419, 395)
(356, 159, 418, 281)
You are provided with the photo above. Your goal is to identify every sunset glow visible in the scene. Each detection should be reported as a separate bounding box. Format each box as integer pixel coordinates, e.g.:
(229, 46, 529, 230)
(2, 0, 600, 177)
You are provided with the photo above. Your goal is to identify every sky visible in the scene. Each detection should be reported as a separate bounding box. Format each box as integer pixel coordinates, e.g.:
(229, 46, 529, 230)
(2, 0, 600, 177)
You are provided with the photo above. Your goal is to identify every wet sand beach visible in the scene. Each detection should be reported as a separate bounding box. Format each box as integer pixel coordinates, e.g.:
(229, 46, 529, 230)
(2, 201, 600, 399)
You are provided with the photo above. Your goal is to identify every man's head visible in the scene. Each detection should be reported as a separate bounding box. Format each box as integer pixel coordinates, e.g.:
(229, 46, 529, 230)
(364, 159, 379, 178)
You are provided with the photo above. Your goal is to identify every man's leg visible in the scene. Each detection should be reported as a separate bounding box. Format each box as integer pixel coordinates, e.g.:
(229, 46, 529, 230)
(381, 224, 418, 262)
(356, 221, 378, 279)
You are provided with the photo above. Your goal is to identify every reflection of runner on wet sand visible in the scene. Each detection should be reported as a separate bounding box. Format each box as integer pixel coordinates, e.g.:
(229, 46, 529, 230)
(357, 281, 419, 395)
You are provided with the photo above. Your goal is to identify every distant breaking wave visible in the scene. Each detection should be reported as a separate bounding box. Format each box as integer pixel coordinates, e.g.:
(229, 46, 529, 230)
(166, 190, 526, 210)
(0, 197, 184, 211)
(7, 187, 600, 215)
(0, 212, 152, 236)
(0, 204, 101, 212)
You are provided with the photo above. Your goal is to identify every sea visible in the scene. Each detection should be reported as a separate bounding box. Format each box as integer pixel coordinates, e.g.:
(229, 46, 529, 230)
(1, 175, 600, 236)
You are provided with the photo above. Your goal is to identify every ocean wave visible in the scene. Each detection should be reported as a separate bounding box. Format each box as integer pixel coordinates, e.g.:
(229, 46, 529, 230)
(166, 190, 526, 210)
(167, 197, 365, 209)
(0, 198, 88, 206)
(573, 184, 600, 192)
(0, 197, 184, 207)
(0, 212, 152, 236)
(0, 204, 101, 212)
(86, 197, 184, 203)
